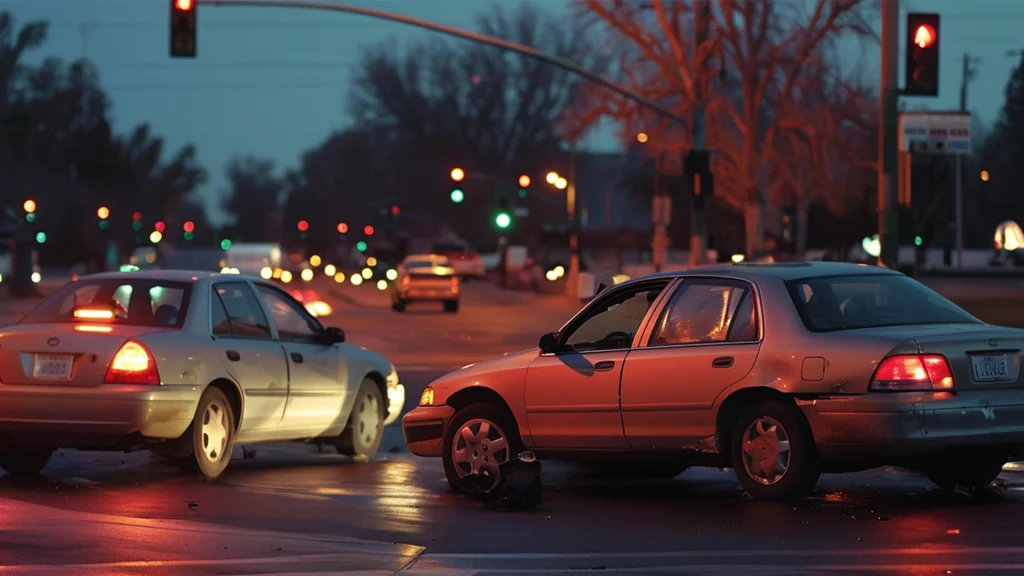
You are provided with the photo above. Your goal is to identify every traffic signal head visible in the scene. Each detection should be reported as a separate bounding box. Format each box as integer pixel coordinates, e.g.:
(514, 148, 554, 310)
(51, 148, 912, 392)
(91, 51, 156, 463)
(183, 220, 195, 233)
(495, 212, 512, 229)
(297, 220, 309, 232)
(450, 189, 465, 203)
(170, 0, 197, 58)
(337, 222, 348, 234)
(23, 200, 36, 214)
(450, 167, 465, 182)
(97, 206, 110, 220)
(905, 13, 939, 97)
(35, 232, 46, 244)
(356, 241, 368, 252)
(518, 175, 531, 188)
(220, 238, 232, 250)
(364, 225, 374, 236)
(132, 211, 143, 222)
(391, 205, 400, 217)
(155, 221, 166, 232)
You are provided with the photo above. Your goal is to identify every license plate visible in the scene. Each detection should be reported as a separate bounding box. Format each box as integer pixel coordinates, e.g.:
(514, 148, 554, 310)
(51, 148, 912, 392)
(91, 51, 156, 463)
(32, 354, 74, 380)
(971, 354, 1011, 382)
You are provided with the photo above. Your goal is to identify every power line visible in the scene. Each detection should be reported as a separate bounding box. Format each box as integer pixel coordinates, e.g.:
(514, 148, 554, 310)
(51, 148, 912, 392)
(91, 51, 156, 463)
(100, 61, 355, 70)
(103, 82, 350, 91)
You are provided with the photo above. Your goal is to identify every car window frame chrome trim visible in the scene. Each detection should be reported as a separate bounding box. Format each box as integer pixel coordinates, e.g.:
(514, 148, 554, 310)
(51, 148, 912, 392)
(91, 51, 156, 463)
(208, 280, 280, 342)
(538, 277, 678, 358)
(637, 275, 765, 350)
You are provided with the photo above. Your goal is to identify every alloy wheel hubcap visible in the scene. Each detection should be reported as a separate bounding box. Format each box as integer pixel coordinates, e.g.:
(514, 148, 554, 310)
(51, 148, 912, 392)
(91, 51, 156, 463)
(451, 418, 510, 488)
(741, 416, 791, 486)
(357, 393, 381, 446)
(201, 401, 229, 463)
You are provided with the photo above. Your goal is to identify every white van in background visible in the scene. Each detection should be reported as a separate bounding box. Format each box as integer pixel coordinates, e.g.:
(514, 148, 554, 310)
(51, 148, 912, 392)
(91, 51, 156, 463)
(224, 243, 282, 276)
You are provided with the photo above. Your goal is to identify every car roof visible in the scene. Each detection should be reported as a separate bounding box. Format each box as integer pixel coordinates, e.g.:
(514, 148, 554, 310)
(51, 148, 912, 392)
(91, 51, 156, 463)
(74, 270, 263, 284)
(624, 261, 901, 286)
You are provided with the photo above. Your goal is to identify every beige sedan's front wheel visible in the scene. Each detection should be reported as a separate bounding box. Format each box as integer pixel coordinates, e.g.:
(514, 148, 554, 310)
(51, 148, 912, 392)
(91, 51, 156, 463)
(182, 387, 236, 481)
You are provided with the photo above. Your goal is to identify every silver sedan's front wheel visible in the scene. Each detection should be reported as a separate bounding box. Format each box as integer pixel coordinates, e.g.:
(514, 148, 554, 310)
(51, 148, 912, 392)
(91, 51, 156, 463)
(338, 379, 385, 460)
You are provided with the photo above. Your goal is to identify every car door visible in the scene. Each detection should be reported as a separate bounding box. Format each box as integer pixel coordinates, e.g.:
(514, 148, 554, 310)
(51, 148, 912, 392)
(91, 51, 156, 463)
(210, 282, 290, 439)
(524, 279, 673, 449)
(620, 278, 762, 450)
(255, 283, 345, 437)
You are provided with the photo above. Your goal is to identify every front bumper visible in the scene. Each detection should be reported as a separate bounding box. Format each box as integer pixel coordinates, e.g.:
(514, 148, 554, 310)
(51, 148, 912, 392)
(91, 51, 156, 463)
(0, 383, 199, 449)
(801, 390, 1024, 460)
(402, 405, 455, 457)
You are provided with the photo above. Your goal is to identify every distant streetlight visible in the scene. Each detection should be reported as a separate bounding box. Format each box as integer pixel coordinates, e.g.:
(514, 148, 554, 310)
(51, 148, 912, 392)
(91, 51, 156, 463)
(545, 172, 559, 185)
(980, 170, 990, 182)
(555, 177, 568, 190)
(636, 132, 649, 143)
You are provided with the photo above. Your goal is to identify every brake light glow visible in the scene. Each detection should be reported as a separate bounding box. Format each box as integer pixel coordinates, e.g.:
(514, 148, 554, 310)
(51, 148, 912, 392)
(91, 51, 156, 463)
(74, 308, 114, 320)
(75, 325, 113, 333)
(870, 354, 954, 392)
(104, 340, 161, 385)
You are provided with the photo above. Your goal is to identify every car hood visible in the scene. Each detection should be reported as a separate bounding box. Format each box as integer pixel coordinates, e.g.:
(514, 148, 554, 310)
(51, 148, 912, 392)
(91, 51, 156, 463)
(432, 348, 537, 389)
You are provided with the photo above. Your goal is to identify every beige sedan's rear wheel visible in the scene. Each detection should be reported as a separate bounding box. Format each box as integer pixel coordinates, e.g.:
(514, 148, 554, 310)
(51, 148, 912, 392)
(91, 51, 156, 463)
(730, 400, 820, 501)
(337, 379, 385, 459)
(0, 448, 53, 477)
(183, 387, 236, 480)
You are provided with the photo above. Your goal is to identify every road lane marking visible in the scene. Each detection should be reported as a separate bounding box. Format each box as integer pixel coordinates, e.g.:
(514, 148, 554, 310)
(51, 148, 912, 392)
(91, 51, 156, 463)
(420, 545, 1024, 559)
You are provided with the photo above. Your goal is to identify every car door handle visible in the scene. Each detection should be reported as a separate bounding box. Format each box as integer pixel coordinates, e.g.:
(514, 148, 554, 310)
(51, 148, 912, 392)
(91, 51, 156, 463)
(712, 356, 734, 369)
(290, 352, 304, 364)
(225, 350, 241, 362)
(594, 360, 616, 372)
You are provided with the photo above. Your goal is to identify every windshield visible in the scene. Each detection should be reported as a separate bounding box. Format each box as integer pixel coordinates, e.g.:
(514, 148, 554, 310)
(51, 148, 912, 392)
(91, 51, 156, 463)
(21, 278, 193, 328)
(786, 274, 980, 332)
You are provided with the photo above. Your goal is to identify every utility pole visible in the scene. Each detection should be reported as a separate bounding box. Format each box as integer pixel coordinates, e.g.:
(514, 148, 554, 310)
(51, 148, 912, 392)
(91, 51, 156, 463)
(651, 154, 669, 272)
(955, 53, 978, 268)
(689, 0, 710, 267)
(878, 0, 900, 268)
(566, 138, 580, 299)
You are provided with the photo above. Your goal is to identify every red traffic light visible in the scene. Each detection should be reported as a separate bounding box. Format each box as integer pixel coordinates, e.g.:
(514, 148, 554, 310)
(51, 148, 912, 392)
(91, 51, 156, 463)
(297, 220, 309, 232)
(364, 225, 375, 236)
(155, 221, 166, 232)
(176, 0, 193, 9)
(913, 24, 936, 48)
(170, 0, 197, 58)
(337, 222, 348, 234)
(390, 205, 400, 217)
(183, 220, 195, 233)
(132, 211, 142, 222)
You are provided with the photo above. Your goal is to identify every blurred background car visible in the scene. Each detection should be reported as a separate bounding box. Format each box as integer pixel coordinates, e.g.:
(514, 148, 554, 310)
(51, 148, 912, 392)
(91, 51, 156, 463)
(392, 254, 460, 313)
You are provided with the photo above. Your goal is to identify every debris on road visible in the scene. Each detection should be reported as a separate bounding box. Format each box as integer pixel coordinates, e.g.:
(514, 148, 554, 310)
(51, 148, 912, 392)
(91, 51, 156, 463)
(459, 451, 542, 512)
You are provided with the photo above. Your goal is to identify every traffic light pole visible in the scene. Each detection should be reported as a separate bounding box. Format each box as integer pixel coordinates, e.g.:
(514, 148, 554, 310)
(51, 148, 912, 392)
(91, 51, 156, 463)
(689, 0, 710, 267)
(879, 0, 900, 269)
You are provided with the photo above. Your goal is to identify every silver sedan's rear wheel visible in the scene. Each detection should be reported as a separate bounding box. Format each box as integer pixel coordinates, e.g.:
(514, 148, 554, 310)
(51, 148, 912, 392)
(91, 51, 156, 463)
(338, 379, 384, 459)
(0, 448, 53, 478)
(730, 400, 820, 501)
(442, 403, 523, 492)
(184, 387, 237, 480)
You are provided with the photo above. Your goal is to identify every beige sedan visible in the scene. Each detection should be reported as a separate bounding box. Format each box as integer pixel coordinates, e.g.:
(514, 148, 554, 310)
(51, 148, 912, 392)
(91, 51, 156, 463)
(0, 271, 404, 479)
(404, 262, 1024, 500)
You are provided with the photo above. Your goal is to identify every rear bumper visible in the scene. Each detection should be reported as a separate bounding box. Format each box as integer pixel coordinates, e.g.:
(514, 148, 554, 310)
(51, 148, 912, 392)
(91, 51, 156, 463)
(395, 288, 459, 302)
(801, 390, 1024, 460)
(0, 383, 199, 448)
(402, 405, 455, 457)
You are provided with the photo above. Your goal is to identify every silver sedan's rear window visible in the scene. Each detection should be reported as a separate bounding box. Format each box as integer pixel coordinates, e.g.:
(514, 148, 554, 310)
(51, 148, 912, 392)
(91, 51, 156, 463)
(21, 279, 193, 328)
(786, 274, 979, 332)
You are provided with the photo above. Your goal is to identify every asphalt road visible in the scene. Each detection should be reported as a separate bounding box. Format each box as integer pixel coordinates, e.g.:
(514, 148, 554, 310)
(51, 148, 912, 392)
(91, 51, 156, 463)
(4, 280, 1024, 575)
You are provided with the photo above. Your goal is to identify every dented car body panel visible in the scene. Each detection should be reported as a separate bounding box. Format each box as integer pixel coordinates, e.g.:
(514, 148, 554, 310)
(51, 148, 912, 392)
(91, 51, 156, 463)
(404, 262, 1024, 468)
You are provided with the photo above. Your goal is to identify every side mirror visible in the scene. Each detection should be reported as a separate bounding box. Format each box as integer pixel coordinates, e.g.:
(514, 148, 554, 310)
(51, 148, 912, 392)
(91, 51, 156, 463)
(323, 326, 345, 344)
(538, 332, 559, 354)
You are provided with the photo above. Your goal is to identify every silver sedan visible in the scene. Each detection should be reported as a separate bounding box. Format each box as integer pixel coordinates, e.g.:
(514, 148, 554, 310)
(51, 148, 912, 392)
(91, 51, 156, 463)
(0, 271, 405, 479)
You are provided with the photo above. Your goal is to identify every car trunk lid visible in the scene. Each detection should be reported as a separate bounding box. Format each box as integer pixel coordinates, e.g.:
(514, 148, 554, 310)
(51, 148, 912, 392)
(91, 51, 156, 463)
(0, 323, 167, 387)
(913, 324, 1024, 391)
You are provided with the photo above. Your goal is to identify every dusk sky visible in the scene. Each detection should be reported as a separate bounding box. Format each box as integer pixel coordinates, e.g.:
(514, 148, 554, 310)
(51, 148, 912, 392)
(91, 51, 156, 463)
(7, 0, 1024, 223)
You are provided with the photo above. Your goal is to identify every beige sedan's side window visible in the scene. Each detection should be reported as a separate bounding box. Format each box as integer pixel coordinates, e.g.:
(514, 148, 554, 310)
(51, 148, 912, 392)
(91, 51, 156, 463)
(649, 281, 756, 346)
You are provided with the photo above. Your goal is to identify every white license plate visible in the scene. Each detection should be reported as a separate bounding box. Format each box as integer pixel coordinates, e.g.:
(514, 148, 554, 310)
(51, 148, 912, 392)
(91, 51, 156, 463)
(971, 354, 1011, 382)
(32, 354, 74, 380)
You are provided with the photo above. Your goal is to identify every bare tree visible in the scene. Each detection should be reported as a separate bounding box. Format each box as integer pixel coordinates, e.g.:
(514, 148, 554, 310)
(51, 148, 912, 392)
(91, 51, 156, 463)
(577, 0, 871, 255)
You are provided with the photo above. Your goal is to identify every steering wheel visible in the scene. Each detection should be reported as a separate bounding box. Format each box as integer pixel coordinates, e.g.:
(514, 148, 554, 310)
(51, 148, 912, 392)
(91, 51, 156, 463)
(602, 331, 633, 348)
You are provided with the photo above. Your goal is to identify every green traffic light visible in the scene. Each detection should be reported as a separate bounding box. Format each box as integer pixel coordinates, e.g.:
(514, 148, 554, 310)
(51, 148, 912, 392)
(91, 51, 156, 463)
(495, 212, 511, 229)
(98, 220, 109, 230)
(356, 241, 368, 252)
(220, 238, 232, 250)
(35, 232, 46, 244)
(450, 189, 464, 203)
(184, 231, 194, 241)
(914, 236, 923, 246)
(25, 213, 36, 223)
(132, 221, 142, 231)
(518, 188, 527, 199)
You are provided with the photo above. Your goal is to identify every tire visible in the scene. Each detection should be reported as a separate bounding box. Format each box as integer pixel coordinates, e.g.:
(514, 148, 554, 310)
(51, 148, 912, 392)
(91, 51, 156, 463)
(392, 300, 406, 312)
(183, 387, 237, 481)
(443, 300, 459, 313)
(730, 399, 821, 501)
(337, 379, 385, 459)
(589, 461, 690, 480)
(442, 403, 524, 492)
(925, 449, 1008, 492)
(0, 448, 54, 477)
